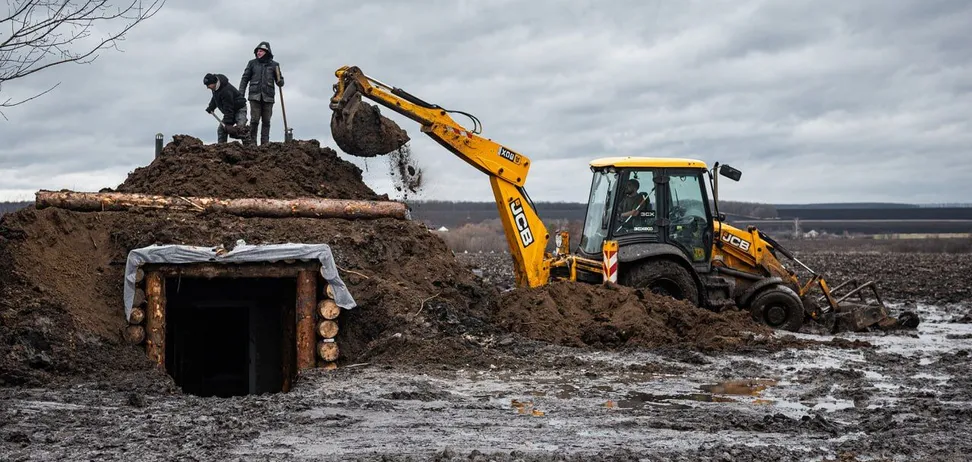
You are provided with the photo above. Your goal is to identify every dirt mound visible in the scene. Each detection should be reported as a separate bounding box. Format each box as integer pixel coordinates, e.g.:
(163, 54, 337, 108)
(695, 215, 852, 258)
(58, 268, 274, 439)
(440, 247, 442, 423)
(113, 135, 382, 200)
(0, 135, 494, 387)
(495, 281, 773, 352)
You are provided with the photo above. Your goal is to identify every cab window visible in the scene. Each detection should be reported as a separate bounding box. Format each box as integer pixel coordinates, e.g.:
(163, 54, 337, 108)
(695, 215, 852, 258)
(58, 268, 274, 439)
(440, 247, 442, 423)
(613, 170, 658, 237)
(667, 172, 710, 261)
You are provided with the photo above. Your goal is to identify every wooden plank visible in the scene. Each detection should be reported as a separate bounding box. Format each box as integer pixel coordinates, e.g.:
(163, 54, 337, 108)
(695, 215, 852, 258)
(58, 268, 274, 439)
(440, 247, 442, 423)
(296, 270, 317, 370)
(144, 271, 166, 368)
(145, 262, 320, 279)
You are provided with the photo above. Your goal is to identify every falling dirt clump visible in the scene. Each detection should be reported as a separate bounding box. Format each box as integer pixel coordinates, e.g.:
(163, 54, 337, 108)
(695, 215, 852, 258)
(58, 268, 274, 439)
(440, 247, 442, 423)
(330, 93, 410, 158)
(495, 281, 774, 352)
(388, 145, 424, 199)
(0, 135, 493, 388)
(113, 135, 382, 200)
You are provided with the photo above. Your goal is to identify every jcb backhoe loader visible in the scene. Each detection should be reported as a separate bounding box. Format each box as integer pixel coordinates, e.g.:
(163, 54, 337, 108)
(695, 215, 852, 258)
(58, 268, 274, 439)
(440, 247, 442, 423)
(328, 66, 918, 333)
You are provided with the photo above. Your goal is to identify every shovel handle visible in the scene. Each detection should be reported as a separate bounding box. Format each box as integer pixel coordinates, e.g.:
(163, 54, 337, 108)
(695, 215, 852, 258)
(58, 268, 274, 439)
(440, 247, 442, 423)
(275, 66, 289, 133)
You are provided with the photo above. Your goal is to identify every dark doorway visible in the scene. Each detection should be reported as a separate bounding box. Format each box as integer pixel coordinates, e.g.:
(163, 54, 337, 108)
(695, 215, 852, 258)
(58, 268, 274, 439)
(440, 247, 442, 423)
(165, 277, 297, 397)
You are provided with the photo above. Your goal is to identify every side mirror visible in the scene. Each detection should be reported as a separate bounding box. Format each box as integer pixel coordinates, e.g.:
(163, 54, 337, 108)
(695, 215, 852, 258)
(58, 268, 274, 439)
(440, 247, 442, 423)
(719, 164, 742, 182)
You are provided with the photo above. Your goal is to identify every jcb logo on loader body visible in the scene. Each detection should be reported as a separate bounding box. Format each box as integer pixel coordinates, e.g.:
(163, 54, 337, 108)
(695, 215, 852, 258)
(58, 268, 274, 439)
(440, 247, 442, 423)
(498, 146, 522, 165)
(509, 199, 534, 248)
(721, 232, 751, 252)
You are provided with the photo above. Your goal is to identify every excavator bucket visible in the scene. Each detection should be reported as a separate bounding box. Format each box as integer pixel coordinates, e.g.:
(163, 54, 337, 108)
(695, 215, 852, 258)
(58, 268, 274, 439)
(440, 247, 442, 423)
(330, 92, 410, 157)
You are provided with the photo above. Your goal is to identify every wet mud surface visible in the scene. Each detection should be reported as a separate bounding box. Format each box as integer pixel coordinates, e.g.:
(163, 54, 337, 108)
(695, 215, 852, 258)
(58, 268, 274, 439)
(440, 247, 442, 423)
(3, 303, 970, 461)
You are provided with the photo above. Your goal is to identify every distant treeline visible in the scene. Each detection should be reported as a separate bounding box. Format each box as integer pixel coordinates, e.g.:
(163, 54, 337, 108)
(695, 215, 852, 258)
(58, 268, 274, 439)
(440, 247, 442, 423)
(0, 201, 30, 217)
(777, 207, 972, 220)
(409, 200, 778, 229)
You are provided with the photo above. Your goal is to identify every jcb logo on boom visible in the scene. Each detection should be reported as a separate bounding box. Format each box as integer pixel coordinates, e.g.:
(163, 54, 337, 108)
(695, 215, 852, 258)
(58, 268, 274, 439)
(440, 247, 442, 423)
(509, 199, 534, 248)
(498, 146, 522, 165)
(721, 232, 751, 252)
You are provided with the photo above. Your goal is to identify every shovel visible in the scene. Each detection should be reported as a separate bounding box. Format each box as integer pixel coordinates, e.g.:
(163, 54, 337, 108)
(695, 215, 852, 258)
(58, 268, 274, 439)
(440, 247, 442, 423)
(275, 66, 292, 142)
(210, 112, 248, 139)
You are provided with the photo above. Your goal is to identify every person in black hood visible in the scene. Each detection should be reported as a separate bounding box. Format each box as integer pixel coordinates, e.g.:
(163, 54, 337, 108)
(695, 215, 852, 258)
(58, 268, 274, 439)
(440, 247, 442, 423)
(204, 73, 250, 144)
(239, 41, 284, 145)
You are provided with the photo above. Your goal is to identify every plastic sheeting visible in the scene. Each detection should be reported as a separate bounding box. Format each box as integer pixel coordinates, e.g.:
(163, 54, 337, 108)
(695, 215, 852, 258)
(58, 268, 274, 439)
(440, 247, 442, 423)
(123, 241, 357, 321)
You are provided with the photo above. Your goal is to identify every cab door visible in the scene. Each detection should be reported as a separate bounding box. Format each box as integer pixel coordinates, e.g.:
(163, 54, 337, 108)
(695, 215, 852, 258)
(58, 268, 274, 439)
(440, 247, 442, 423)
(660, 169, 714, 264)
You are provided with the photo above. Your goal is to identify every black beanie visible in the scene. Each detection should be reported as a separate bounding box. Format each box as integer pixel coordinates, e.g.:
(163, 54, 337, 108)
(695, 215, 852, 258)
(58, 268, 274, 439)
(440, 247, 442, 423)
(203, 73, 217, 86)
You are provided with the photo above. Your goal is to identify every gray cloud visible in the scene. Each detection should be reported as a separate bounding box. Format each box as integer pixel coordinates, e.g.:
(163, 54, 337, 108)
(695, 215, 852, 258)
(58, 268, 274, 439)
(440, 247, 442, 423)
(1, 0, 970, 204)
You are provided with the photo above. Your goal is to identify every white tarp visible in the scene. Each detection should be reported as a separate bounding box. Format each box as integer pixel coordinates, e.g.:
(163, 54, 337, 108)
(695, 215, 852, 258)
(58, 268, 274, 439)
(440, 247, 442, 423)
(123, 241, 357, 321)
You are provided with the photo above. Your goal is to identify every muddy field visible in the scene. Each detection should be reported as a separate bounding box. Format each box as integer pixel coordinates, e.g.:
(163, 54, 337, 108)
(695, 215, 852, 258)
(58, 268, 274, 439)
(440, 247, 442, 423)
(2, 303, 970, 461)
(3, 252, 971, 461)
(3, 134, 972, 461)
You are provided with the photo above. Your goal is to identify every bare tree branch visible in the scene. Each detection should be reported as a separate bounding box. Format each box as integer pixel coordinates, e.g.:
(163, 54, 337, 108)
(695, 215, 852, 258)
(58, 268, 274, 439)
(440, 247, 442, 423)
(0, 0, 166, 110)
(0, 81, 59, 119)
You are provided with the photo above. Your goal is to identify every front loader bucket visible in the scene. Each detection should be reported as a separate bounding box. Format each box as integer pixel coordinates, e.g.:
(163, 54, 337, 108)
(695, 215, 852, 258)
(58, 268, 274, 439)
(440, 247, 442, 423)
(330, 92, 410, 157)
(832, 302, 893, 332)
(824, 279, 918, 332)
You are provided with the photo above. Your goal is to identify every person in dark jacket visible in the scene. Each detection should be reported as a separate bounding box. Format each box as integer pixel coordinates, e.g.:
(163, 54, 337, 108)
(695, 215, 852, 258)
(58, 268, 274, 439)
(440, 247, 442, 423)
(204, 73, 250, 144)
(239, 41, 284, 145)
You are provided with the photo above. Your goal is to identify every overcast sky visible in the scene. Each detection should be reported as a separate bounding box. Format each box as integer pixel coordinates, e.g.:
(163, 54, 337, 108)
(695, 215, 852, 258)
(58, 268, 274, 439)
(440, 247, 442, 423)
(1, 0, 970, 205)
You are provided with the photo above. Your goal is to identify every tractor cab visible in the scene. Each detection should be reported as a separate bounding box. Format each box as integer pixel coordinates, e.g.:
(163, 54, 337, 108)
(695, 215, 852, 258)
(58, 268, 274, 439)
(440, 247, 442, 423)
(575, 158, 737, 270)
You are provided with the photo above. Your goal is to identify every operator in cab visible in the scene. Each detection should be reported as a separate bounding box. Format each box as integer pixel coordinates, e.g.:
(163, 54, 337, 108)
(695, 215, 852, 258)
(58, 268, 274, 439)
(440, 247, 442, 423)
(618, 179, 650, 220)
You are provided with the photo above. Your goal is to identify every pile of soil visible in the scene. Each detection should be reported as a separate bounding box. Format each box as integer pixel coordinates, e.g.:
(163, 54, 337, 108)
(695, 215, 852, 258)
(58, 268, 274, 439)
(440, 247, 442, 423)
(114, 135, 381, 200)
(495, 281, 774, 352)
(0, 135, 491, 387)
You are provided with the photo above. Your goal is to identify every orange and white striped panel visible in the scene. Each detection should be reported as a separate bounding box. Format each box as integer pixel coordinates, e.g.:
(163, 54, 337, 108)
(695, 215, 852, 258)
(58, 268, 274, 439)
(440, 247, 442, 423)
(602, 240, 619, 283)
(443, 126, 473, 138)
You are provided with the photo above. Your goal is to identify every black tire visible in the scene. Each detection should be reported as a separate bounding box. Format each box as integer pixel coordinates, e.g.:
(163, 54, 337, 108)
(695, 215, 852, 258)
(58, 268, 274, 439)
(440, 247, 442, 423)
(622, 259, 700, 306)
(750, 286, 804, 332)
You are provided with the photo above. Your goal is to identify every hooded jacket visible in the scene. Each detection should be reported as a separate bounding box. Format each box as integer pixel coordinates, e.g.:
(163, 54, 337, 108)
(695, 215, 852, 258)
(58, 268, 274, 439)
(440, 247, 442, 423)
(239, 41, 284, 103)
(206, 74, 247, 124)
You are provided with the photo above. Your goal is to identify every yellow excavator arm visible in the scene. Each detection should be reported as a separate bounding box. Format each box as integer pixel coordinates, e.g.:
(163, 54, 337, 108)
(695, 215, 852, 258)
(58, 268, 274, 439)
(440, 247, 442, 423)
(329, 66, 551, 287)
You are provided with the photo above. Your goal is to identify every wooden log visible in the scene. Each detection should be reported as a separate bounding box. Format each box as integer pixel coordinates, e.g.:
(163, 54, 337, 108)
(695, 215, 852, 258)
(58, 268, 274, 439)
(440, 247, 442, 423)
(35, 190, 409, 220)
(134, 268, 145, 283)
(126, 325, 145, 344)
(322, 362, 338, 371)
(129, 307, 145, 325)
(296, 270, 317, 370)
(325, 284, 335, 299)
(317, 340, 339, 362)
(133, 288, 146, 307)
(147, 262, 320, 279)
(317, 320, 339, 339)
(144, 271, 166, 367)
(317, 299, 340, 320)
